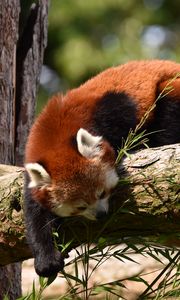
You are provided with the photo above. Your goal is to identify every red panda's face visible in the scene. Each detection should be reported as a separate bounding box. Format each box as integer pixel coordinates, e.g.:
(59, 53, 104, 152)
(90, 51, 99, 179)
(48, 167, 117, 220)
(25, 129, 118, 220)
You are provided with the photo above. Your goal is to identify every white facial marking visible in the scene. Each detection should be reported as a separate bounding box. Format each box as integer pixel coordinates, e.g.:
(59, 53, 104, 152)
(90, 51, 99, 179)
(25, 163, 51, 188)
(105, 168, 119, 190)
(51, 202, 97, 220)
(81, 207, 97, 220)
(51, 203, 74, 217)
(76, 128, 102, 158)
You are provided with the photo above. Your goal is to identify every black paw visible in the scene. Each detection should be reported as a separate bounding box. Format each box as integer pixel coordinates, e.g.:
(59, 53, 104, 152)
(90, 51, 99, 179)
(34, 250, 64, 277)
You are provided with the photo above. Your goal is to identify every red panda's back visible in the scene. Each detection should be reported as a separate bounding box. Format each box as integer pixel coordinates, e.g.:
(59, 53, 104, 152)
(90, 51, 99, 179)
(68, 60, 180, 119)
(25, 60, 180, 165)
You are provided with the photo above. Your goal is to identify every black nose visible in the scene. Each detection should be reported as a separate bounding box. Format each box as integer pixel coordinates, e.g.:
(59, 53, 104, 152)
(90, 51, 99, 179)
(96, 210, 107, 220)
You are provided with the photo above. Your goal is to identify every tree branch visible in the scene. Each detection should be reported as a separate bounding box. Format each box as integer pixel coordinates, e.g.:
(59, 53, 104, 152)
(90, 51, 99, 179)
(0, 144, 179, 266)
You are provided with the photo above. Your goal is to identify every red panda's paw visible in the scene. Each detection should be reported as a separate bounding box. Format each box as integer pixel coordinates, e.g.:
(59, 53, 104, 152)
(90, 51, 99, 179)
(34, 250, 64, 277)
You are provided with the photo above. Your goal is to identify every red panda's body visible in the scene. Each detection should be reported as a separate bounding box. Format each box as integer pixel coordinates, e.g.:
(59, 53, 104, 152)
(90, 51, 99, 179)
(24, 60, 180, 277)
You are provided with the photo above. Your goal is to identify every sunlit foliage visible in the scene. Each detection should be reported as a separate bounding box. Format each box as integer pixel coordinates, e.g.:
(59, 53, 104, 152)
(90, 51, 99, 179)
(43, 0, 180, 92)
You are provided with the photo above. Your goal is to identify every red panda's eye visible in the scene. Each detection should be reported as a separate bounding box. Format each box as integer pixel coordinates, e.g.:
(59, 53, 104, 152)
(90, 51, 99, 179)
(77, 206, 87, 211)
(99, 191, 106, 199)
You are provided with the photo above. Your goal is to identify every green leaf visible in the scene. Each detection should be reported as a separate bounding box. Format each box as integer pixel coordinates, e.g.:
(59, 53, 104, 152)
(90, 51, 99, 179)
(32, 281, 36, 300)
(47, 274, 57, 286)
(52, 231, 59, 238)
(61, 271, 84, 284)
(39, 276, 46, 288)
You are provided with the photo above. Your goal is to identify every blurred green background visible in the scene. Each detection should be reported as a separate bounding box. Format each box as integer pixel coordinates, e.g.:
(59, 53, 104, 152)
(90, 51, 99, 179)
(30, 0, 180, 111)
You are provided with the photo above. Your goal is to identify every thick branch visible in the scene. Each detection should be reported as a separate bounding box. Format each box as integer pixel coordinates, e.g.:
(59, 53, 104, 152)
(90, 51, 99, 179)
(0, 144, 179, 265)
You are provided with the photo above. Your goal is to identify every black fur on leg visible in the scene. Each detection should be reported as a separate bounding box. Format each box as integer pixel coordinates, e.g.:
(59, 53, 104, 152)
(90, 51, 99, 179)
(34, 249, 64, 277)
(24, 173, 64, 277)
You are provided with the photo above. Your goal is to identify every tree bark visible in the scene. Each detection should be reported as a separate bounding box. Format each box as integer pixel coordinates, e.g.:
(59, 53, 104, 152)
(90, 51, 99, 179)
(0, 1, 22, 298)
(0, 144, 179, 266)
(0, 0, 20, 165)
(0, 0, 49, 298)
(15, 0, 49, 165)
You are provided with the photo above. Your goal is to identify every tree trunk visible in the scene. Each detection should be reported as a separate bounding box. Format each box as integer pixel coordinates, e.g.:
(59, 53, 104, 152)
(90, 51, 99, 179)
(0, 0, 20, 165)
(15, 0, 49, 165)
(0, 1, 22, 298)
(0, 0, 49, 298)
(0, 144, 179, 266)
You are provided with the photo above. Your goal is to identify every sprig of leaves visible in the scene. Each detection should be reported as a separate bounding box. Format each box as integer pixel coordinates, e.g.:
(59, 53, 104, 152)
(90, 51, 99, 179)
(116, 72, 180, 164)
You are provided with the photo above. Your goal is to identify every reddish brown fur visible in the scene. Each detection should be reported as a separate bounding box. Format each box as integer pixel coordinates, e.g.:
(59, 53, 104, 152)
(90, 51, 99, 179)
(25, 94, 115, 182)
(25, 60, 180, 182)
(24, 60, 180, 277)
(158, 78, 180, 100)
(67, 60, 180, 118)
(31, 187, 52, 209)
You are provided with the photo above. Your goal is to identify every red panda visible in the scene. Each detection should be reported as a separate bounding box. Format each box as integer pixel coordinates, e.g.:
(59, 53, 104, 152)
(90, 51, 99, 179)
(24, 60, 180, 277)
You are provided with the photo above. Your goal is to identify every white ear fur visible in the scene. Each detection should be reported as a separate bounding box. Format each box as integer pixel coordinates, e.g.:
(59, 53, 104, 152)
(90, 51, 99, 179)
(76, 128, 102, 158)
(25, 163, 51, 188)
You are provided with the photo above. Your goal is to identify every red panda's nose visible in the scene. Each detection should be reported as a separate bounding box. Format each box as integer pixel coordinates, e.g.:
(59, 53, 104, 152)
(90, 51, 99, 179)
(96, 209, 108, 220)
(96, 197, 109, 219)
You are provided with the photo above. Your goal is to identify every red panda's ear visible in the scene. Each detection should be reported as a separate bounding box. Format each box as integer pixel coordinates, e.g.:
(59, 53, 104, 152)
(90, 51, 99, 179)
(76, 128, 103, 158)
(25, 163, 51, 188)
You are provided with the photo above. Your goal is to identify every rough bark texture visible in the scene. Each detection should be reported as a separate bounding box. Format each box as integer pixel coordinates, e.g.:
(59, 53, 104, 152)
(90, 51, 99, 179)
(0, 165, 31, 265)
(0, 1, 22, 298)
(0, 0, 49, 299)
(0, 144, 179, 266)
(0, 0, 20, 165)
(15, 0, 49, 165)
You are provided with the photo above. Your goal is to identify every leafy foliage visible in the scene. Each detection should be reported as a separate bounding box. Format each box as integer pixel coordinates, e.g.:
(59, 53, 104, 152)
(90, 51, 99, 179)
(20, 237, 180, 299)
(35, 0, 180, 108)
(45, 0, 180, 89)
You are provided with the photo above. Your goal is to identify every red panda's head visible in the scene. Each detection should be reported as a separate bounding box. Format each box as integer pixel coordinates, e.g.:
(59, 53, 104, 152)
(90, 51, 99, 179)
(25, 128, 118, 220)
